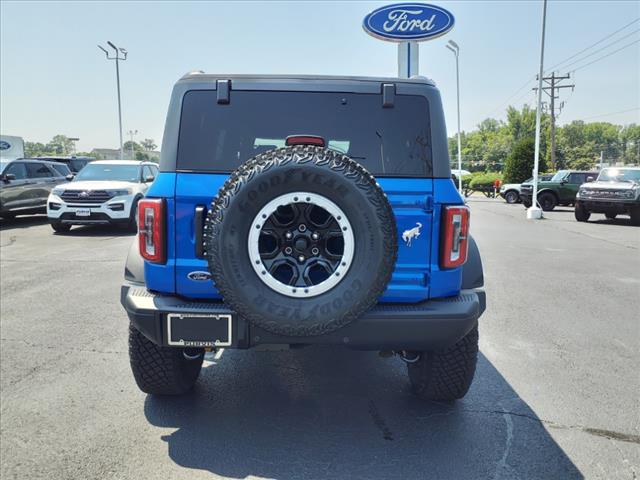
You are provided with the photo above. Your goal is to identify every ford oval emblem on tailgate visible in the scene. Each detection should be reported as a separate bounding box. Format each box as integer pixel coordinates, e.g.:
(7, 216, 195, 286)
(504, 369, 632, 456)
(188, 271, 211, 282)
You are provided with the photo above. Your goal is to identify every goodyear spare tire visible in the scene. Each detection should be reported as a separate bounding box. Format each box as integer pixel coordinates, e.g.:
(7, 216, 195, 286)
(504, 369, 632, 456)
(204, 146, 397, 337)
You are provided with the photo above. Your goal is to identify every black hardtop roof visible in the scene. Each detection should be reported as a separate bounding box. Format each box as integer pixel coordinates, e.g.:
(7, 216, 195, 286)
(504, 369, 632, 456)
(178, 72, 436, 88)
(4, 158, 67, 164)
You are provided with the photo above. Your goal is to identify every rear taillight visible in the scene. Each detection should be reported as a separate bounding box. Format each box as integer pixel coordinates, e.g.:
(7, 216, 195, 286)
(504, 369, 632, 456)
(440, 206, 470, 269)
(138, 198, 165, 263)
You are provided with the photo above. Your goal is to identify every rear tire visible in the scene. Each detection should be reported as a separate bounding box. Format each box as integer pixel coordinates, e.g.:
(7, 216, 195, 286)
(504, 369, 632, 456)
(408, 326, 479, 401)
(630, 206, 640, 226)
(126, 200, 139, 232)
(522, 198, 532, 208)
(574, 203, 590, 222)
(128, 324, 204, 395)
(50, 221, 71, 233)
(504, 190, 519, 204)
(538, 192, 557, 211)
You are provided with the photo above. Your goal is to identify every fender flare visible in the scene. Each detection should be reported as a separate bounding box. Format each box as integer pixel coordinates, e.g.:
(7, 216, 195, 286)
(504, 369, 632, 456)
(461, 235, 484, 289)
(124, 238, 145, 283)
(537, 188, 559, 201)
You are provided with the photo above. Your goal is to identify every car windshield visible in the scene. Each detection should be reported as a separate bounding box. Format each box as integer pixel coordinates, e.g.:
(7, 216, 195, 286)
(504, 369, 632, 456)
(550, 170, 569, 182)
(0, 161, 8, 173)
(597, 168, 640, 183)
(74, 164, 139, 182)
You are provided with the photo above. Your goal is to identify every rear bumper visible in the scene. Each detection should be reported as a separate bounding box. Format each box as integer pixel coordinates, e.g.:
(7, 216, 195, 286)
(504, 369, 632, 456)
(121, 282, 486, 351)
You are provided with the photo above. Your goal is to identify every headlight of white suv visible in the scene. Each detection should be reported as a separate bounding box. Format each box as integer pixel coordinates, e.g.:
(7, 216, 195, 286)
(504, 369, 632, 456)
(109, 188, 133, 196)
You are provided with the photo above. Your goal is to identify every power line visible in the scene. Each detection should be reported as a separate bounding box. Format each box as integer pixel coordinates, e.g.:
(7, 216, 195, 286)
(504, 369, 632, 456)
(572, 39, 640, 72)
(547, 17, 639, 71)
(581, 107, 640, 121)
(554, 28, 640, 71)
(485, 76, 536, 119)
(482, 18, 640, 122)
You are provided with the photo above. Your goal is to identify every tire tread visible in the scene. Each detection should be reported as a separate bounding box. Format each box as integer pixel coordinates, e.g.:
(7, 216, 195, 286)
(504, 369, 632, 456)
(408, 326, 479, 401)
(203, 146, 397, 337)
(128, 324, 203, 395)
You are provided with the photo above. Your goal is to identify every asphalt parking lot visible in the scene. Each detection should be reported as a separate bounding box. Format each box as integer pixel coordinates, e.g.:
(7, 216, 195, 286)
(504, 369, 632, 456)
(1, 198, 638, 480)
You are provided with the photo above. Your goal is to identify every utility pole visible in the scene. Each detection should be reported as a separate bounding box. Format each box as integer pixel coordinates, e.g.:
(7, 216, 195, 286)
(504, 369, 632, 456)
(98, 42, 128, 160)
(533, 72, 574, 170)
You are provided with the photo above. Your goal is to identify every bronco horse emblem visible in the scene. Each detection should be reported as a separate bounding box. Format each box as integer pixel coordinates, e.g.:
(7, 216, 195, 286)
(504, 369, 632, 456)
(402, 222, 422, 247)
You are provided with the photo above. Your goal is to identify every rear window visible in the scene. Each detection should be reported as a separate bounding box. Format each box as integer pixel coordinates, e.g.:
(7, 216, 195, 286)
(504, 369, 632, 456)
(177, 90, 432, 177)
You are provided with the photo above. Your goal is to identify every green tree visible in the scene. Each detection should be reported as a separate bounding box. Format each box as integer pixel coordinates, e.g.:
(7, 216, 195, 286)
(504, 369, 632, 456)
(123, 140, 142, 153)
(620, 124, 640, 164)
(503, 137, 547, 184)
(46, 135, 74, 155)
(24, 142, 47, 157)
(141, 138, 157, 151)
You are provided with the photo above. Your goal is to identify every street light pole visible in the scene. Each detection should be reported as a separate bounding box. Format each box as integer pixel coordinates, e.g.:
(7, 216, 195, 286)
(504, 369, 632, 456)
(528, 0, 548, 220)
(128, 129, 138, 160)
(98, 42, 128, 160)
(446, 40, 462, 193)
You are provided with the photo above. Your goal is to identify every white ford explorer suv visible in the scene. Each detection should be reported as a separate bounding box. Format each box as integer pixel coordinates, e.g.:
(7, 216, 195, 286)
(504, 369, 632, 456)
(47, 160, 158, 232)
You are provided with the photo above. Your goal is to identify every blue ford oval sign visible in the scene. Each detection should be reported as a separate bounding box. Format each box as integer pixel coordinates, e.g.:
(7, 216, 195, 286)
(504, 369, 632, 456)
(363, 3, 454, 42)
(0, 141, 10, 151)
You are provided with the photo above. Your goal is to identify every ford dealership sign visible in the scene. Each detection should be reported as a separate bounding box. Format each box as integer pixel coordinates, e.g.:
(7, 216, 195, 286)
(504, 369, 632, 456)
(363, 3, 454, 42)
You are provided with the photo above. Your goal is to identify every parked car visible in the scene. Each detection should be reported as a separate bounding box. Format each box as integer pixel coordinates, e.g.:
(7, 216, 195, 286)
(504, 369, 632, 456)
(520, 170, 598, 211)
(575, 167, 640, 225)
(450, 168, 471, 182)
(0, 159, 71, 219)
(46, 160, 158, 232)
(35, 156, 95, 174)
(500, 174, 553, 204)
(121, 73, 486, 401)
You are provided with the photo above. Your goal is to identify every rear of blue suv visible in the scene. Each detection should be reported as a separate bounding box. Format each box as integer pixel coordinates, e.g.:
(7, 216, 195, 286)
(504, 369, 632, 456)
(121, 74, 485, 400)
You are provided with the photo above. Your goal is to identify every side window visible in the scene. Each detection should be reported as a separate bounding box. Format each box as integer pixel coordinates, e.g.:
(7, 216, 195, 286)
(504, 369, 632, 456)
(143, 166, 156, 181)
(26, 163, 54, 178)
(4, 162, 28, 180)
(50, 163, 71, 177)
(567, 173, 583, 184)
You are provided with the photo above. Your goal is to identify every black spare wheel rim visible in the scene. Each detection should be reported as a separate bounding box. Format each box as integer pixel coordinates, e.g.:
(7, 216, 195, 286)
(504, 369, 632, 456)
(204, 146, 397, 337)
(248, 192, 354, 297)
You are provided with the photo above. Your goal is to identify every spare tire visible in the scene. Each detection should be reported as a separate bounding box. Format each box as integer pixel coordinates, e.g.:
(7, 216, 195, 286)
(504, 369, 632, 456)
(204, 145, 397, 337)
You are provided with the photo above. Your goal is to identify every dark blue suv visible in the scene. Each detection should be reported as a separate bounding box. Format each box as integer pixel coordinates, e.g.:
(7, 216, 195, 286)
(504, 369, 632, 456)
(121, 73, 485, 401)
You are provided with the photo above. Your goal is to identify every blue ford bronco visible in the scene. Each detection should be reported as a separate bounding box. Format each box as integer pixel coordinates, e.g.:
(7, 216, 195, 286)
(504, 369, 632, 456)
(121, 73, 486, 401)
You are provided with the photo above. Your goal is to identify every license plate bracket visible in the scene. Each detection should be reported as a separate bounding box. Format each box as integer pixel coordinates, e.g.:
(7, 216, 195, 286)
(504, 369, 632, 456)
(75, 208, 91, 217)
(167, 313, 232, 347)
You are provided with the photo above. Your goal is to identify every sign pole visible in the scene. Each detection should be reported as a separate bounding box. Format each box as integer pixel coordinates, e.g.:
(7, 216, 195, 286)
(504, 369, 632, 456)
(397, 41, 419, 79)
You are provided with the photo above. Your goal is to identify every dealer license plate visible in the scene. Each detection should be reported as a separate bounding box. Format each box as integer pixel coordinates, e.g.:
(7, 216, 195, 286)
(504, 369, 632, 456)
(167, 313, 232, 347)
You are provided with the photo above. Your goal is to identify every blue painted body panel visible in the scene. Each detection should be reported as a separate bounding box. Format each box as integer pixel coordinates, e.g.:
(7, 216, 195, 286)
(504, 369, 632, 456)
(144, 172, 465, 303)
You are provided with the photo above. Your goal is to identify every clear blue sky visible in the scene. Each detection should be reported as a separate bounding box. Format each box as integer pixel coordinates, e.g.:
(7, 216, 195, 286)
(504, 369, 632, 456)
(1, 1, 638, 151)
